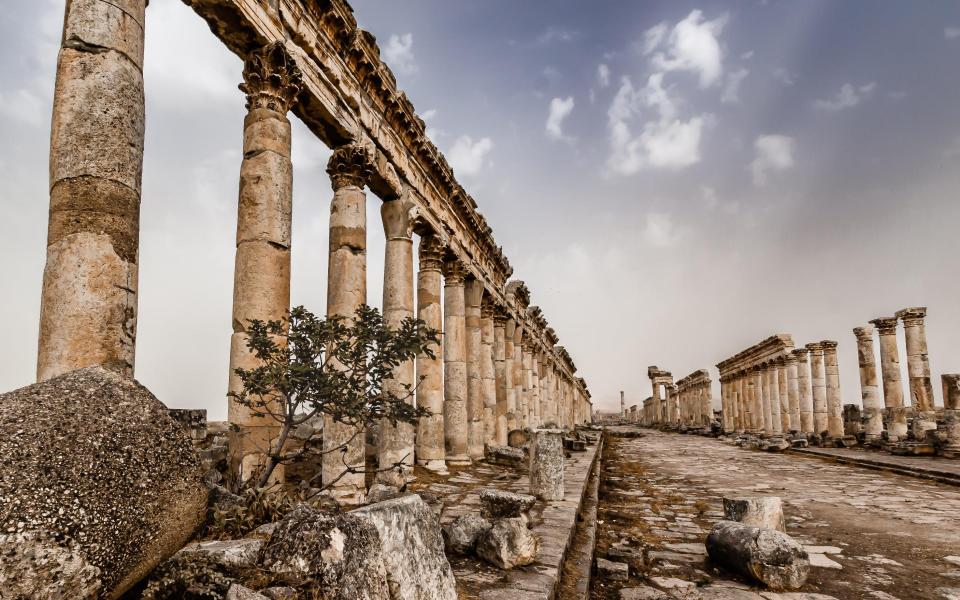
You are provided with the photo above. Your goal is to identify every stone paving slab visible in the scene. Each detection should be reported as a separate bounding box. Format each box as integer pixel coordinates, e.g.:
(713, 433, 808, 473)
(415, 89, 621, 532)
(789, 446, 960, 485)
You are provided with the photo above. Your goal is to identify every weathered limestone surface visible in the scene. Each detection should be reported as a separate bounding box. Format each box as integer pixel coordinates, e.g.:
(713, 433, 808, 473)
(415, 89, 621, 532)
(870, 318, 908, 440)
(493, 313, 509, 444)
(822, 341, 844, 440)
(794, 349, 814, 434)
(415, 235, 446, 472)
(38, 0, 148, 382)
(530, 430, 565, 501)
(943, 374, 960, 457)
(443, 258, 471, 466)
(897, 307, 937, 434)
(807, 343, 828, 435)
(480, 303, 497, 445)
(853, 325, 884, 441)
(378, 197, 416, 485)
(722, 497, 786, 532)
(0, 367, 207, 599)
(465, 279, 485, 459)
(706, 521, 810, 590)
(476, 517, 539, 569)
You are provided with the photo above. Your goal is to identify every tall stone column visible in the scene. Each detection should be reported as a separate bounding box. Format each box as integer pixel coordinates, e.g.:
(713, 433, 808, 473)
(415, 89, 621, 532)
(897, 307, 937, 434)
(853, 325, 884, 442)
(507, 322, 520, 431)
(793, 349, 814, 434)
(786, 354, 800, 433)
(415, 235, 446, 472)
(777, 357, 790, 433)
(521, 342, 533, 428)
(222, 45, 301, 482)
(442, 258, 470, 466)
(822, 341, 844, 440)
(942, 374, 960, 458)
(377, 197, 416, 485)
(38, 0, 149, 381)
(806, 343, 828, 436)
(736, 375, 747, 431)
(480, 301, 497, 446)
(702, 383, 713, 425)
(752, 368, 765, 433)
(324, 144, 373, 503)
(768, 363, 783, 436)
(720, 380, 730, 432)
(870, 317, 908, 440)
(620, 390, 626, 419)
(493, 312, 509, 445)
(530, 351, 541, 428)
(464, 278, 484, 459)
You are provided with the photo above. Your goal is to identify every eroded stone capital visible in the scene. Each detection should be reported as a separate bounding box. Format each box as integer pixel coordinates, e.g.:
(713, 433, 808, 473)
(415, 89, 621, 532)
(805, 342, 824, 354)
(821, 340, 838, 352)
(853, 324, 875, 340)
(791, 348, 809, 362)
(869, 317, 899, 334)
(896, 306, 927, 326)
(381, 198, 416, 240)
(240, 42, 302, 113)
(418, 234, 445, 271)
(327, 144, 374, 190)
(442, 257, 467, 285)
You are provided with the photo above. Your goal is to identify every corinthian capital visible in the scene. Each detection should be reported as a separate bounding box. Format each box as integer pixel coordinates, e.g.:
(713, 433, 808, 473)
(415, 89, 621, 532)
(327, 144, 374, 190)
(418, 234, 445, 272)
(240, 42, 303, 113)
(442, 257, 467, 285)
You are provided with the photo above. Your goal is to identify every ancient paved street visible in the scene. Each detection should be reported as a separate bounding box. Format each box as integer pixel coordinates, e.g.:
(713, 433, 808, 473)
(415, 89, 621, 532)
(593, 428, 960, 600)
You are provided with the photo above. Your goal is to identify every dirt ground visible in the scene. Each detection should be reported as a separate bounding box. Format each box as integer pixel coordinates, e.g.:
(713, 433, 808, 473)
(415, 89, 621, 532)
(591, 427, 960, 600)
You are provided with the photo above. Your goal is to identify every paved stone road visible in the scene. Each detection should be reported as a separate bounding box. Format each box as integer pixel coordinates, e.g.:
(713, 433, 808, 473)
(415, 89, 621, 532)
(592, 428, 960, 600)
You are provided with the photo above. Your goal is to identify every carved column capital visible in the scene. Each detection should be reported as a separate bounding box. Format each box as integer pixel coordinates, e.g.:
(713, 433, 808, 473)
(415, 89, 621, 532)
(240, 42, 303, 113)
(896, 306, 927, 327)
(418, 234, 445, 271)
(853, 324, 875, 340)
(791, 348, 809, 362)
(381, 198, 417, 240)
(480, 298, 494, 319)
(869, 317, 899, 335)
(327, 144, 373, 190)
(805, 342, 824, 355)
(442, 257, 467, 285)
(821, 340, 838, 352)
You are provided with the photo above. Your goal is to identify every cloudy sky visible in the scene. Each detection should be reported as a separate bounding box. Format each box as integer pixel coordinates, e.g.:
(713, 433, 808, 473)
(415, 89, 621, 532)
(2, 1, 959, 417)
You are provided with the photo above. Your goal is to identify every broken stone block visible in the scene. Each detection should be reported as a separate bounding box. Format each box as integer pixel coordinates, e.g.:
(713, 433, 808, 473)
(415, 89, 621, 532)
(476, 517, 540, 569)
(480, 489, 536, 520)
(0, 367, 208, 600)
(706, 521, 810, 590)
(259, 505, 390, 599)
(485, 444, 526, 468)
(366, 483, 402, 504)
(508, 429, 530, 448)
(351, 494, 458, 600)
(180, 539, 263, 570)
(530, 429, 565, 501)
(564, 437, 587, 451)
(596, 557, 629, 581)
(442, 513, 492, 554)
(226, 584, 270, 600)
(607, 545, 646, 571)
(723, 496, 786, 532)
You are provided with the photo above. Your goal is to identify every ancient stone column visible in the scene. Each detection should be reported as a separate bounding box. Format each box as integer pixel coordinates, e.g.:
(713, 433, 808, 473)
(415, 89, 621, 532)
(870, 317, 908, 440)
(530, 429, 564, 500)
(504, 319, 517, 431)
(38, 0, 149, 381)
(942, 374, 960, 457)
(785, 354, 800, 433)
(464, 278, 484, 459)
(493, 312, 509, 445)
(777, 358, 790, 433)
(806, 343, 828, 436)
(443, 257, 471, 466)
(530, 351, 541, 428)
(752, 368, 765, 433)
(620, 390, 626, 419)
(897, 307, 937, 434)
(480, 301, 497, 446)
(768, 363, 783, 436)
(822, 341, 844, 440)
(702, 382, 713, 425)
(324, 144, 373, 503)
(521, 341, 533, 428)
(736, 375, 747, 432)
(225, 45, 301, 482)
(377, 197, 416, 485)
(853, 325, 884, 442)
(415, 235, 446, 472)
(793, 349, 814, 434)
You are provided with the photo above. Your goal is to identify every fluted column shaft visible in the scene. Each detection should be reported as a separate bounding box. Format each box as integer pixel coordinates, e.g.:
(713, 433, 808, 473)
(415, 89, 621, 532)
(870, 318, 907, 440)
(464, 279, 484, 459)
(38, 0, 148, 381)
(480, 304, 497, 445)
(822, 341, 844, 439)
(786, 355, 800, 433)
(943, 375, 960, 455)
(702, 383, 713, 425)
(777, 359, 790, 433)
(530, 353, 541, 428)
(443, 259, 470, 465)
(415, 236, 446, 471)
(521, 344, 533, 428)
(807, 344, 828, 435)
(324, 144, 373, 503)
(768, 364, 783, 435)
(377, 197, 416, 485)
(854, 325, 884, 440)
(898, 307, 937, 433)
(493, 314, 509, 444)
(503, 319, 517, 432)
(752, 369, 764, 433)
(794, 349, 814, 434)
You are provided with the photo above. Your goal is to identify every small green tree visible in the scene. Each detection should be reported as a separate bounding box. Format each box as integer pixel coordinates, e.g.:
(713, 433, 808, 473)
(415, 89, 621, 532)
(230, 304, 438, 488)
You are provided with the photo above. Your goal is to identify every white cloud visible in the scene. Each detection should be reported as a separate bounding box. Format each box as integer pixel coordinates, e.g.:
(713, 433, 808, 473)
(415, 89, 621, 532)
(546, 96, 575, 141)
(740, 50, 755, 60)
(750, 134, 795, 186)
(814, 82, 876, 112)
(641, 23, 669, 56)
(642, 213, 681, 247)
(448, 135, 493, 176)
(773, 68, 796, 86)
(606, 75, 706, 174)
(597, 63, 611, 88)
(721, 68, 749, 104)
(384, 33, 417, 74)
(535, 27, 579, 46)
(648, 10, 729, 88)
(421, 109, 437, 122)
(946, 27, 960, 39)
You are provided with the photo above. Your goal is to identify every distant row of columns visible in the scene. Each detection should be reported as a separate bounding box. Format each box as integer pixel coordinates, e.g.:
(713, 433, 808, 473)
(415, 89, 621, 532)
(675, 371, 713, 428)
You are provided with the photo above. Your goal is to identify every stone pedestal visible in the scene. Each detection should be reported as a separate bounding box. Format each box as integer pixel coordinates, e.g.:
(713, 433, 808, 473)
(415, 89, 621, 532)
(415, 236, 446, 472)
(806, 343, 828, 436)
(377, 197, 416, 485)
(465, 279, 485, 460)
(942, 374, 960, 458)
(226, 44, 300, 483)
(822, 341, 844, 440)
(324, 144, 373, 504)
(443, 258, 471, 466)
(38, 0, 149, 383)
(529, 429, 564, 500)
(897, 308, 937, 435)
(854, 325, 884, 442)
(870, 317, 908, 441)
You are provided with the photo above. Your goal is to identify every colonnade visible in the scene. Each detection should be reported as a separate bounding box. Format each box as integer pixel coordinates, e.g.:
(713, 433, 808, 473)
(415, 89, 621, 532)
(36, 2, 592, 506)
(643, 367, 674, 426)
(675, 370, 714, 428)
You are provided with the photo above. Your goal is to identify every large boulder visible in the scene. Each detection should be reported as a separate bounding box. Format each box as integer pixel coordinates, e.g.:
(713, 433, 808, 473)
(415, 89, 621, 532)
(706, 520, 810, 590)
(259, 505, 390, 599)
(351, 494, 458, 600)
(0, 367, 208, 599)
(442, 513, 492, 554)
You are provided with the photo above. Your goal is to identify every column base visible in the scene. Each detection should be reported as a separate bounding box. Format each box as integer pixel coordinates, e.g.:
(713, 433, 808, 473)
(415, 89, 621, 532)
(417, 458, 449, 475)
(445, 454, 472, 467)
